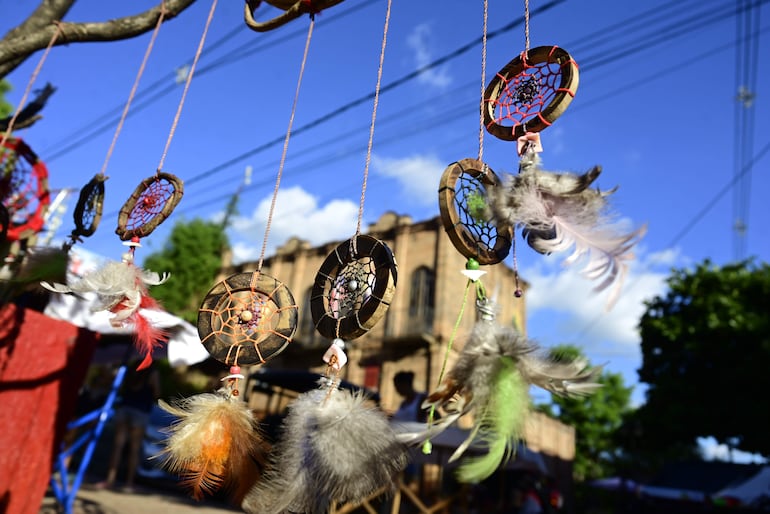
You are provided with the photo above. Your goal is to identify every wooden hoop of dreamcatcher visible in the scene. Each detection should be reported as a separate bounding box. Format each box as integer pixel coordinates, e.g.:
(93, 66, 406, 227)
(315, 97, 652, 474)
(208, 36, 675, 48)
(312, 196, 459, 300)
(483, 45, 579, 141)
(115, 172, 184, 241)
(72, 174, 107, 239)
(244, 0, 343, 32)
(0, 137, 50, 241)
(311, 235, 397, 341)
(198, 271, 299, 365)
(438, 158, 513, 265)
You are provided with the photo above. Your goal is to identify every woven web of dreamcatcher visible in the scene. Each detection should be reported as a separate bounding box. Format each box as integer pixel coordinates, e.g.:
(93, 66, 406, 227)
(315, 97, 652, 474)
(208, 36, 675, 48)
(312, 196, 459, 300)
(122, 176, 178, 235)
(488, 55, 574, 130)
(199, 281, 293, 362)
(0, 144, 43, 228)
(326, 256, 378, 319)
(452, 172, 509, 257)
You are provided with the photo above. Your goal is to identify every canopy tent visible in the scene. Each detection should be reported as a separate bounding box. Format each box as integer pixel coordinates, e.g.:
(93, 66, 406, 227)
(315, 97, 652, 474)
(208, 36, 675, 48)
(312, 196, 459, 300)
(715, 465, 770, 507)
(44, 291, 209, 367)
(392, 420, 548, 474)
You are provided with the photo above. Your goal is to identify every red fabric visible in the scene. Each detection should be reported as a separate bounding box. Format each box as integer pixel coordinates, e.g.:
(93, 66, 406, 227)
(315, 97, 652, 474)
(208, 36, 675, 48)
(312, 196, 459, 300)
(0, 304, 98, 514)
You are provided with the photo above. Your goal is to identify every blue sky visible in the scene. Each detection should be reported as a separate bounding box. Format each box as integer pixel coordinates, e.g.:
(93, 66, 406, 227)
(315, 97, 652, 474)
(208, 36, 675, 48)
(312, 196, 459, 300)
(3, 0, 769, 459)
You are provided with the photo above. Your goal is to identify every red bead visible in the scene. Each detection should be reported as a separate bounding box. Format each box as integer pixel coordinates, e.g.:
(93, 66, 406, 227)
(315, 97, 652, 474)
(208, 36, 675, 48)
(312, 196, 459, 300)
(230, 365, 241, 375)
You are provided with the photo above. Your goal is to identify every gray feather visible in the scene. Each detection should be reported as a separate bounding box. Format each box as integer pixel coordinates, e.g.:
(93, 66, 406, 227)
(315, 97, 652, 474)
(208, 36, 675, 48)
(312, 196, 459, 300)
(486, 152, 644, 309)
(242, 387, 407, 514)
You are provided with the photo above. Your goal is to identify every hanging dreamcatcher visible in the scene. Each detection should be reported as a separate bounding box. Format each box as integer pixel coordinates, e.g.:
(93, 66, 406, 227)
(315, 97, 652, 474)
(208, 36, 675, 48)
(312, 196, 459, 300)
(240, 3, 407, 513)
(41, 3, 206, 370)
(62, 173, 107, 251)
(0, 25, 62, 251)
(0, 137, 50, 243)
(406, 0, 616, 484)
(478, 2, 645, 308)
(243, 0, 344, 32)
(162, 0, 312, 503)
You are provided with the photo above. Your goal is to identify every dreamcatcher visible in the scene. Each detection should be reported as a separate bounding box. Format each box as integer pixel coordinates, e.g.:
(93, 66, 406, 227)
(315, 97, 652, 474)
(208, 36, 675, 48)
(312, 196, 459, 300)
(404, 0, 618, 483)
(480, 3, 645, 308)
(239, 3, 408, 512)
(244, 0, 344, 32)
(0, 137, 50, 243)
(160, 1, 327, 503)
(62, 173, 107, 251)
(41, 1, 217, 370)
(0, 27, 64, 299)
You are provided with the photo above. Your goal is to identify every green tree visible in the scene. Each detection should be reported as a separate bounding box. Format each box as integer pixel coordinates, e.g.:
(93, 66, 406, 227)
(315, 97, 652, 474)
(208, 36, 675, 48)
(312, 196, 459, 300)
(143, 218, 229, 323)
(0, 80, 11, 118)
(633, 259, 770, 458)
(536, 344, 633, 482)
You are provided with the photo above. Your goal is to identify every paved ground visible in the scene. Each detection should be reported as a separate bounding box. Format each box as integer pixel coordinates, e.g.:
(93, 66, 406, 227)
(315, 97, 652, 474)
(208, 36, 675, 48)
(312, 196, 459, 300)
(39, 481, 242, 514)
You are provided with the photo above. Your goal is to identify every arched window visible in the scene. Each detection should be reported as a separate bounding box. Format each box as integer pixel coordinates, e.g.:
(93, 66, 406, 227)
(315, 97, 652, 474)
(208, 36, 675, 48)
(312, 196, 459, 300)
(409, 266, 435, 330)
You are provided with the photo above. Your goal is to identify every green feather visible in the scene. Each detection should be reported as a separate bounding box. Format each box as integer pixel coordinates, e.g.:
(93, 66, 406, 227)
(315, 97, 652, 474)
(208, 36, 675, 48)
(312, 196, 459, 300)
(456, 356, 529, 483)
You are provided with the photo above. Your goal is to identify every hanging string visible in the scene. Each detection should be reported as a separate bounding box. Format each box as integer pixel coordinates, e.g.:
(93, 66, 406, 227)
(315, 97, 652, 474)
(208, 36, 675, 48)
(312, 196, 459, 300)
(256, 17, 315, 273)
(0, 22, 62, 148)
(156, 0, 219, 174)
(99, 4, 166, 178)
(477, 0, 489, 162)
(524, 0, 531, 53)
(355, 0, 393, 239)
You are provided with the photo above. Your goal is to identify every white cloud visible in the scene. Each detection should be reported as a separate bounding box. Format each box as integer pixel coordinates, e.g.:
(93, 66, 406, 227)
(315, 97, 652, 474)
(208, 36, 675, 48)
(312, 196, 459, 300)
(227, 186, 358, 263)
(406, 24, 451, 88)
(520, 247, 682, 405)
(371, 153, 445, 206)
(698, 437, 768, 464)
(520, 245, 686, 369)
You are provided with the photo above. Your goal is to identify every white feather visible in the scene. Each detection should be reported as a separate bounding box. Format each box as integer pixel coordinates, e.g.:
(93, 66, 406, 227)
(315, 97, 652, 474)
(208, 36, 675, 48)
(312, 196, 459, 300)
(487, 159, 645, 309)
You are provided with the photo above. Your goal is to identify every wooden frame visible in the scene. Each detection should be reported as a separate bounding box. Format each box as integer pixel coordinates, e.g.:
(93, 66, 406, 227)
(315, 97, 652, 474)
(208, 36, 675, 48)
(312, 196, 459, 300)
(0, 137, 50, 242)
(115, 172, 183, 241)
(72, 173, 107, 239)
(438, 158, 513, 265)
(198, 271, 298, 366)
(483, 45, 579, 141)
(311, 235, 397, 340)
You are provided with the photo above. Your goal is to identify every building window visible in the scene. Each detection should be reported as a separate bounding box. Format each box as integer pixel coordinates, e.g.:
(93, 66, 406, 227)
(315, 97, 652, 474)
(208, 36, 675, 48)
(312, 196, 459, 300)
(409, 266, 435, 331)
(300, 287, 318, 346)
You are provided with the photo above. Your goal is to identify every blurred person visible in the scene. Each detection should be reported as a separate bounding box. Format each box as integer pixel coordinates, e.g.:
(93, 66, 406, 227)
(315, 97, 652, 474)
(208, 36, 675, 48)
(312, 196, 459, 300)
(392, 370, 428, 423)
(96, 360, 161, 492)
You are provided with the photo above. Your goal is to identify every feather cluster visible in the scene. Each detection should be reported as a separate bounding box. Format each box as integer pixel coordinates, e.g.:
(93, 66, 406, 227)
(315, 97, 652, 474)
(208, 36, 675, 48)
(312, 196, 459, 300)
(242, 385, 408, 514)
(158, 389, 266, 503)
(407, 305, 602, 483)
(486, 150, 646, 309)
(41, 259, 170, 368)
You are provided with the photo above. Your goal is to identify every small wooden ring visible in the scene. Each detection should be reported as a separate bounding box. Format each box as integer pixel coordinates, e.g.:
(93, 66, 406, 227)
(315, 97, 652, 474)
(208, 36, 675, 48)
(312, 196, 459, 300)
(115, 172, 183, 241)
(484, 45, 579, 141)
(72, 174, 107, 238)
(438, 158, 513, 265)
(198, 272, 298, 366)
(311, 235, 397, 340)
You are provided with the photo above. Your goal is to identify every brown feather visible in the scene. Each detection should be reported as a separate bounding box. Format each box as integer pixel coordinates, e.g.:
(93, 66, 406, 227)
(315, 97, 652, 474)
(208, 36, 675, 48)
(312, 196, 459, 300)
(158, 389, 266, 502)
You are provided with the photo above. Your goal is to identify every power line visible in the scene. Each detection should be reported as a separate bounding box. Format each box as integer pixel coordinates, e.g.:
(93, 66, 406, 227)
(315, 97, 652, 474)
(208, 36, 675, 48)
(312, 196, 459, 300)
(114, 1, 766, 215)
(41, 0, 380, 161)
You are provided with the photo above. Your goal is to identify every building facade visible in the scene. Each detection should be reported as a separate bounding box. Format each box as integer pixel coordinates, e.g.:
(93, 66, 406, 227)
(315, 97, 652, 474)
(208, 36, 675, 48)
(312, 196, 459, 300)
(225, 211, 573, 466)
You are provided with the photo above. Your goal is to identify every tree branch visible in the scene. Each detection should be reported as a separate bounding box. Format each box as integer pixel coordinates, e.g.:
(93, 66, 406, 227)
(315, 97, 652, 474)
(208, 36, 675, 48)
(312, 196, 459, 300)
(0, 0, 197, 80)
